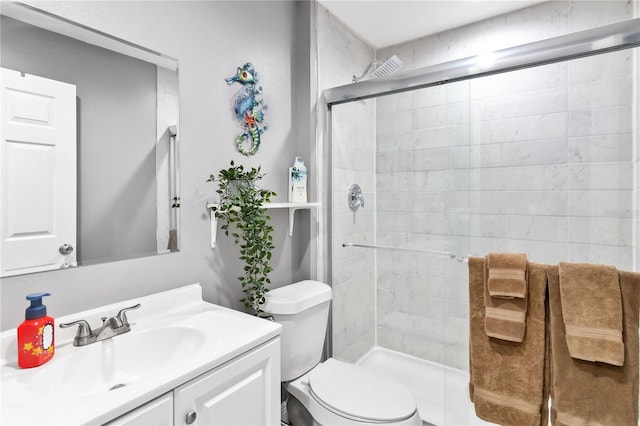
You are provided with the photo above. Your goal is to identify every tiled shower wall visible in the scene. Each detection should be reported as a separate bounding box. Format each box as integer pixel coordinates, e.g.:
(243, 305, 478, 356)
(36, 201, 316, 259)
(374, 1, 637, 370)
(316, 4, 377, 362)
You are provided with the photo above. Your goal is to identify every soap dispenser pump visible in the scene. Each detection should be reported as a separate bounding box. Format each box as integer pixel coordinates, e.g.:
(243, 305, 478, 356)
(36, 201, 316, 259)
(17, 293, 55, 368)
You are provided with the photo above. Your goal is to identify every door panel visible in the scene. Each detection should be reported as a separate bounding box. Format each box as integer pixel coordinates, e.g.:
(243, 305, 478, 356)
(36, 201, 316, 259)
(1, 68, 76, 276)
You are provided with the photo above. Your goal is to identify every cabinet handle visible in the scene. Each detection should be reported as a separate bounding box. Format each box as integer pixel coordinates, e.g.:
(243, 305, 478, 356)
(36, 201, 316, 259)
(185, 410, 197, 424)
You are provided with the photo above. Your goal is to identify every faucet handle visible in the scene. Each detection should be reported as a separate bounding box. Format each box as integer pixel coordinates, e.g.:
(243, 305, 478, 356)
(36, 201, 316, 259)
(116, 303, 141, 327)
(60, 319, 92, 339)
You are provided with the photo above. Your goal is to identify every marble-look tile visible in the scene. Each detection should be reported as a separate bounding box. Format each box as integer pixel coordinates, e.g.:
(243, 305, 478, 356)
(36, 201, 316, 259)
(568, 133, 632, 164)
(569, 77, 633, 110)
(569, 0, 633, 31)
(412, 212, 446, 234)
(504, 165, 569, 191)
(469, 236, 510, 258)
(412, 148, 448, 171)
(568, 50, 632, 84)
(568, 190, 633, 218)
(472, 86, 568, 122)
(507, 215, 569, 242)
(409, 126, 464, 151)
(414, 102, 470, 130)
(377, 91, 412, 116)
(448, 146, 471, 170)
(506, 191, 568, 216)
(332, 251, 375, 285)
(377, 171, 414, 193)
(568, 162, 634, 190)
(569, 217, 633, 246)
(568, 106, 632, 137)
(469, 191, 508, 214)
(471, 62, 567, 100)
(445, 212, 470, 236)
(445, 277, 470, 304)
(378, 109, 413, 136)
(469, 144, 503, 168)
(506, 239, 569, 264)
(414, 170, 448, 191)
(469, 214, 509, 238)
(377, 191, 415, 212)
(479, 112, 568, 144)
(502, 138, 568, 167)
(376, 150, 414, 173)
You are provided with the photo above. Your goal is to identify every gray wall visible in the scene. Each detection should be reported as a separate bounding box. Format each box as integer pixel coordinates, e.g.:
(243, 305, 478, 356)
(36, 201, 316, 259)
(0, 0, 309, 330)
(1, 15, 158, 265)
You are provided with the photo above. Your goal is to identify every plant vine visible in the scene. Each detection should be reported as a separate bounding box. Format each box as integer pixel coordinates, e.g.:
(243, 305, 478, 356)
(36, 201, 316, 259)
(208, 161, 276, 314)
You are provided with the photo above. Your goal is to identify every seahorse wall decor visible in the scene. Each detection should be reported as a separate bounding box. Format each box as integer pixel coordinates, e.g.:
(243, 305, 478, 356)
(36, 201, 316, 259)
(225, 63, 268, 156)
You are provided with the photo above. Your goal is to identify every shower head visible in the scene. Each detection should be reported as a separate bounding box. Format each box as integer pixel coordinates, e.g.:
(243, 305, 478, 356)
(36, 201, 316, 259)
(352, 55, 403, 83)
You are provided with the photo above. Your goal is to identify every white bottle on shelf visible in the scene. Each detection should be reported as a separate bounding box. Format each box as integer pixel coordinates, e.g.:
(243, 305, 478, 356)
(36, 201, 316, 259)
(289, 157, 307, 203)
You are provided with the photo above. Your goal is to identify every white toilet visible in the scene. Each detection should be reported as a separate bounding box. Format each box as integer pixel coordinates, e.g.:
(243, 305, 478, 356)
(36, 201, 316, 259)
(262, 280, 422, 426)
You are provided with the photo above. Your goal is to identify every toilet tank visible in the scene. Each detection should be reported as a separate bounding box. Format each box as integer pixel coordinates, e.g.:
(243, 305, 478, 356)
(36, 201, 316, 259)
(262, 280, 332, 381)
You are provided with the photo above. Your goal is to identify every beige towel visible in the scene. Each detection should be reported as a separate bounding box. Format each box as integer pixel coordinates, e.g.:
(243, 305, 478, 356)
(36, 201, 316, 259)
(558, 262, 624, 366)
(548, 267, 639, 426)
(485, 275, 527, 342)
(469, 257, 549, 426)
(487, 252, 528, 298)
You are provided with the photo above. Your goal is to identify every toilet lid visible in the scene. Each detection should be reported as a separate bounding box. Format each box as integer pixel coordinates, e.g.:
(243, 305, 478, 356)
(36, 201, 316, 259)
(308, 358, 417, 423)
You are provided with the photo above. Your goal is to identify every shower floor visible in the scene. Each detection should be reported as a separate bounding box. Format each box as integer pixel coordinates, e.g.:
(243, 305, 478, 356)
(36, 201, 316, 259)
(356, 347, 493, 426)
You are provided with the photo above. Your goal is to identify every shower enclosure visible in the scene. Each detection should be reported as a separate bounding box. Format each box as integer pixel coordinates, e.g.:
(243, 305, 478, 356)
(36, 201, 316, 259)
(324, 17, 640, 426)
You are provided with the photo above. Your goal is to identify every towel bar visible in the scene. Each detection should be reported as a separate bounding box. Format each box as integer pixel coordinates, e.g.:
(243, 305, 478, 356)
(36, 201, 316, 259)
(342, 242, 468, 263)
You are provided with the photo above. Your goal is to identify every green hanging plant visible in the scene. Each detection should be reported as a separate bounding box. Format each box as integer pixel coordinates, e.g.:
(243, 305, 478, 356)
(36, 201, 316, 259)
(207, 161, 276, 314)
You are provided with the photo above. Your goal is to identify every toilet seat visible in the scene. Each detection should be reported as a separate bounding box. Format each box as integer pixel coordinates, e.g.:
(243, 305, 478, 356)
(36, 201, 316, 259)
(306, 358, 418, 423)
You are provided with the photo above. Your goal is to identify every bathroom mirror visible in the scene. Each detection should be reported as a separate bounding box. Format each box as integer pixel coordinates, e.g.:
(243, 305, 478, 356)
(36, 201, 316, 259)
(0, 2, 180, 277)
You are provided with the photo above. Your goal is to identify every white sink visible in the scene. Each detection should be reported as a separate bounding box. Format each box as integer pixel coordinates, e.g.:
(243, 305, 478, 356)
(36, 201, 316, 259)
(0, 284, 281, 425)
(5, 327, 205, 403)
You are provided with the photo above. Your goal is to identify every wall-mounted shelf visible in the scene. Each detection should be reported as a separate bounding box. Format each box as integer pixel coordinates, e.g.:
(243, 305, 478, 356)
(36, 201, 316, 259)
(206, 202, 319, 248)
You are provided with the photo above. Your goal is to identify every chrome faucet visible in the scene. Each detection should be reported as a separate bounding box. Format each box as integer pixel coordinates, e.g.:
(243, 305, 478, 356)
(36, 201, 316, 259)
(60, 304, 141, 346)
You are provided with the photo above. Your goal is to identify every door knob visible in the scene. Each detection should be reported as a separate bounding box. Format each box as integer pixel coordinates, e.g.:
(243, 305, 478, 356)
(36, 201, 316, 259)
(185, 410, 197, 424)
(59, 244, 74, 255)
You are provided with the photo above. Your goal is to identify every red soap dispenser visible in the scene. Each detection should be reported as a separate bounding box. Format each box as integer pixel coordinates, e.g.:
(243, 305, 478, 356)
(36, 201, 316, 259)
(17, 293, 55, 368)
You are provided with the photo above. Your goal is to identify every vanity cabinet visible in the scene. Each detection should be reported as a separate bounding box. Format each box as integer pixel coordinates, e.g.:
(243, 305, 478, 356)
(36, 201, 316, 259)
(104, 338, 280, 426)
(175, 338, 280, 425)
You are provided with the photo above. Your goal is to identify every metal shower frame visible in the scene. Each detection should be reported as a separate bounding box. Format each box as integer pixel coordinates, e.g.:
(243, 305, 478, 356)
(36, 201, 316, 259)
(324, 18, 640, 106)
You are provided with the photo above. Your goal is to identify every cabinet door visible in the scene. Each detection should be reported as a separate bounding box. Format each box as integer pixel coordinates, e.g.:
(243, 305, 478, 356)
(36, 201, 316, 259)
(104, 393, 173, 426)
(174, 338, 280, 426)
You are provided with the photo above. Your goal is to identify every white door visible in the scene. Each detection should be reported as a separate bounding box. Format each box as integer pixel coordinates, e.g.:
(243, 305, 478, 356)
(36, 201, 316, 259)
(0, 68, 76, 276)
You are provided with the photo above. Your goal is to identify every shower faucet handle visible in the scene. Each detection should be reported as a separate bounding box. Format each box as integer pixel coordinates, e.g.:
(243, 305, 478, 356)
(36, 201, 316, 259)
(348, 184, 365, 212)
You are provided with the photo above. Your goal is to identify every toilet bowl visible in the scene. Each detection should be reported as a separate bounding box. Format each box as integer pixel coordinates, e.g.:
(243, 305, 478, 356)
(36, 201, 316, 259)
(262, 280, 422, 426)
(286, 358, 422, 426)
